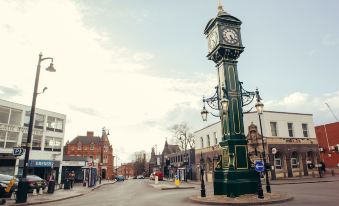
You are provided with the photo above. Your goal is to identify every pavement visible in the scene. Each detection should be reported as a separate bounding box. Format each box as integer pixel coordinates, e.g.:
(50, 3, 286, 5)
(4, 180, 116, 206)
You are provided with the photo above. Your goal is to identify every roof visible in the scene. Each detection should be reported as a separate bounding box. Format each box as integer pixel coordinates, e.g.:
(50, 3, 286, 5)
(162, 144, 181, 155)
(69, 136, 101, 145)
(204, 12, 242, 34)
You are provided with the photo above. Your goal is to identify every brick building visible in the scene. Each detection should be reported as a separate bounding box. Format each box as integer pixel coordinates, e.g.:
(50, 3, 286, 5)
(315, 121, 339, 170)
(117, 163, 135, 178)
(64, 129, 114, 179)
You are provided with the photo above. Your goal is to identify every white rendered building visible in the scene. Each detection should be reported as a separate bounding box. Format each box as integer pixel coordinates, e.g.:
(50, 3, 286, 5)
(0, 99, 66, 183)
(194, 111, 319, 180)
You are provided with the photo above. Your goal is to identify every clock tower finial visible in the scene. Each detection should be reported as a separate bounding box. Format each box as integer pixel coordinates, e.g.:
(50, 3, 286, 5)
(217, 0, 227, 15)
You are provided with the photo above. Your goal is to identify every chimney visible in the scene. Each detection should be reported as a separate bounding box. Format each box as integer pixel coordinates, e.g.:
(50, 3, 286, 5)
(87, 131, 94, 137)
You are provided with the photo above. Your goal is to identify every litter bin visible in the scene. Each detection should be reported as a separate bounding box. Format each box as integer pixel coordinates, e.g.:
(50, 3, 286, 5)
(48, 180, 55, 193)
(63, 179, 70, 190)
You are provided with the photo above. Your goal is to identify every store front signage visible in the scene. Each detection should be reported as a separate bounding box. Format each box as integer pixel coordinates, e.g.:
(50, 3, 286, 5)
(0, 123, 43, 135)
(29, 160, 53, 167)
(62, 161, 86, 167)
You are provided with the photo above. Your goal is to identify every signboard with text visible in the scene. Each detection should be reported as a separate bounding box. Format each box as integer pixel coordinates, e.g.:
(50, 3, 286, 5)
(29, 160, 54, 168)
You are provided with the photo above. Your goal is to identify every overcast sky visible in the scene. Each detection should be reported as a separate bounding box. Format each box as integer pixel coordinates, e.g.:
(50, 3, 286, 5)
(1, 0, 338, 163)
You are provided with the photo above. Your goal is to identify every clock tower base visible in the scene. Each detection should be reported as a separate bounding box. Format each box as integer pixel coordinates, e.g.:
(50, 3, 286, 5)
(213, 139, 259, 196)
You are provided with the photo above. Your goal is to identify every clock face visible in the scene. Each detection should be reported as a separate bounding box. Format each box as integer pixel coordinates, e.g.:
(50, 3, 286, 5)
(222, 28, 238, 44)
(208, 30, 219, 52)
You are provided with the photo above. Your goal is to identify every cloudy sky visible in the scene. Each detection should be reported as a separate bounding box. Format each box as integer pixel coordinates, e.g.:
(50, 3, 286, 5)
(1, 0, 338, 162)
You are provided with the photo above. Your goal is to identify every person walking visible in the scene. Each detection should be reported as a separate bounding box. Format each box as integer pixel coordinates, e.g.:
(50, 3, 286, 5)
(68, 171, 75, 188)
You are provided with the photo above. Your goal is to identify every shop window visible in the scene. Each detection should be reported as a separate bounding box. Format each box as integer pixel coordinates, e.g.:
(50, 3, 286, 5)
(287, 123, 294, 137)
(9, 109, 22, 126)
(32, 135, 42, 150)
(291, 152, 299, 169)
(270, 122, 278, 136)
(34, 114, 44, 129)
(0, 106, 10, 124)
(274, 152, 282, 169)
(302, 123, 309, 137)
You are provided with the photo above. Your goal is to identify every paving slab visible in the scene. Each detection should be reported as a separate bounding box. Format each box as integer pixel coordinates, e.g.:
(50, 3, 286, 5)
(189, 192, 293, 205)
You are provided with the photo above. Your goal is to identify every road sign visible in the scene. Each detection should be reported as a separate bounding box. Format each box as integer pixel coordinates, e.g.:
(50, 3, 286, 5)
(255, 161, 265, 172)
(12, 147, 24, 156)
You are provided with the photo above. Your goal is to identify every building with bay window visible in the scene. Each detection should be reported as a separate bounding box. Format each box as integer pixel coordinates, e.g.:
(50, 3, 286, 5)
(0, 99, 65, 183)
(194, 111, 319, 181)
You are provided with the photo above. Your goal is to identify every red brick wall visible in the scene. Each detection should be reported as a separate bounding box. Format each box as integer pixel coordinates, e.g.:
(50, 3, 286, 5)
(315, 122, 339, 168)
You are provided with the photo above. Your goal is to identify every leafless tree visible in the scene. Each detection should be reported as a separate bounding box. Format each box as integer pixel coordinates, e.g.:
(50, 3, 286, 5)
(170, 122, 195, 151)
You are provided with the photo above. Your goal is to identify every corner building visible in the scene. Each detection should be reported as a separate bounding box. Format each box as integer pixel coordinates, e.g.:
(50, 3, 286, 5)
(0, 99, 65, 183)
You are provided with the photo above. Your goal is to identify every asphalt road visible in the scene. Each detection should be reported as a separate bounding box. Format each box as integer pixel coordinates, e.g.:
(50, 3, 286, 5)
(45, 179, 339, 206)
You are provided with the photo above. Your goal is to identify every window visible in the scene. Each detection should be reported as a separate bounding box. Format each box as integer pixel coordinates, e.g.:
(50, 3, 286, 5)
(90, 143, 94, 150)
(270, 122, 278, 136)
(44, 137, 62, 151)
(0, 131, 5, 148)
(291, 152, 299, 169)
(53, 138, 62, 151)
(214, 132, 218, 145)
(21, 133, 28, 147)
(46, 116, 56, 131)
(77, 142, 82, 150)
(5, 132, 18, 148)
(200, 137, 204, 148)
(32, 135, 42, 150)
(287, 123, 294, 137)
(207, 135, 210, 147)
(0, 106, 10, 124)
(274, 152, 282, 170)
(24, 111, 30, 127)
(9, 109, 22, 126)
(302, 123, 309, 137)
(55, 118, 63, 132)
(34, 114, 44, 129)
(84, 146, 88, 151)
(44, 136, 53, 151)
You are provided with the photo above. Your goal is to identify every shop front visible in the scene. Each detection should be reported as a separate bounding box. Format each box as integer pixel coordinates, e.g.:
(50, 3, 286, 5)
(19, 160, 60, 182)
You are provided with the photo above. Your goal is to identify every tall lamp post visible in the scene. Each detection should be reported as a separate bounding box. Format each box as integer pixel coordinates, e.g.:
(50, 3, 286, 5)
(16, 53, 55, 203)
(255, 89, 271, 193)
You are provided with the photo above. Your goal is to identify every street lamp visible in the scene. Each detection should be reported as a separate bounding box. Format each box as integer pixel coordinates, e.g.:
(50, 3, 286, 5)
(255, 89, 272, 193)
(200, 152, 206, 197)
(16, 53, 55, 203)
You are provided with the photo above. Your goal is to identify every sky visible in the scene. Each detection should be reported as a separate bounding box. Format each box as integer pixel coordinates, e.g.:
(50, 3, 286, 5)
(0, 0, 338, 163)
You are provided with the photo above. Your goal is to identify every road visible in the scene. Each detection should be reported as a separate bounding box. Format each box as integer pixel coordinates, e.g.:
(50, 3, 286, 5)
(45, 179, 338, 206)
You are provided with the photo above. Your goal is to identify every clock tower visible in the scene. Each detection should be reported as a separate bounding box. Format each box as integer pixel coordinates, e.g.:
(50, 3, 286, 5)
(204, 1, 258, 196)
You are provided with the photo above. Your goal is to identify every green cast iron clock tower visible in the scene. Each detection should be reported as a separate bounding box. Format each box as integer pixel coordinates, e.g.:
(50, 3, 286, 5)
(204, 2, 258, 196)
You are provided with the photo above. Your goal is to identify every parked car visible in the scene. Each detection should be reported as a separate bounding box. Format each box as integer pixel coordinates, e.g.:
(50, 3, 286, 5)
(26, 175, 47, 192)
(136, 175, 144, 179)
(115, 175, 125, 181)
(0, 174, 17, 198)
(149, 172, 163, 181)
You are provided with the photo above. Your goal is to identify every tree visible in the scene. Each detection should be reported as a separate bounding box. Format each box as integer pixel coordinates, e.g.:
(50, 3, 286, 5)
(170, 122, 195, 151)
(133, 150, 146, 176)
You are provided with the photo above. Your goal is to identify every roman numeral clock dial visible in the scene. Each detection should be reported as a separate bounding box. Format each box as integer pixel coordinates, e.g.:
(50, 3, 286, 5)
(222, 28, 238, 44)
